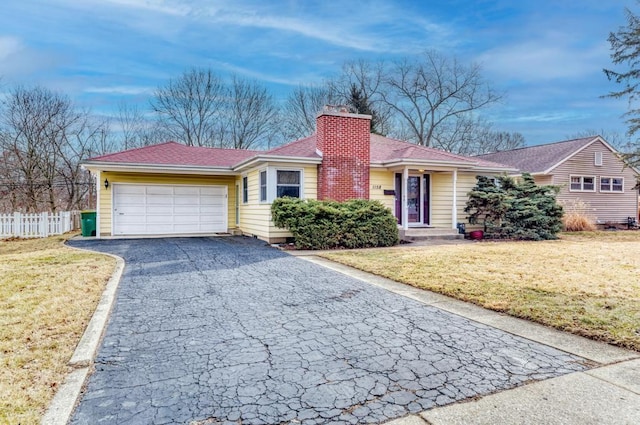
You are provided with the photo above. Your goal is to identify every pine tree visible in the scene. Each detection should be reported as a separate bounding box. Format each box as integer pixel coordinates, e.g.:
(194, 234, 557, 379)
(500, 174, 564, 240)
(464, 176, 508, 234)
(465, 173, 564, 240)
(603, 5, 640, 167)
(347, 84, 382, 134)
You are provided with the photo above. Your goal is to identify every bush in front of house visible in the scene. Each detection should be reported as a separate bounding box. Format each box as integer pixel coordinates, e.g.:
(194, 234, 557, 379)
(465, 173, 564, 240)
(271, 198, 399, 250)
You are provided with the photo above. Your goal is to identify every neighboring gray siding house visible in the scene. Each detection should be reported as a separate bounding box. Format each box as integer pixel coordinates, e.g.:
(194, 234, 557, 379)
(479, 136, 640, 223)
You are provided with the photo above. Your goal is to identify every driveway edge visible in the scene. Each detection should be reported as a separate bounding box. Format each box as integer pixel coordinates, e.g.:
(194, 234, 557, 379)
(41, 246, 125, 425)
(301, 255, 640, 425)
(299, 255, 638, 364)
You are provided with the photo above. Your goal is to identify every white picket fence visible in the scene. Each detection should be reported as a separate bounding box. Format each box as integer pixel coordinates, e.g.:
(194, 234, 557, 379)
(0, 211, 75, 239)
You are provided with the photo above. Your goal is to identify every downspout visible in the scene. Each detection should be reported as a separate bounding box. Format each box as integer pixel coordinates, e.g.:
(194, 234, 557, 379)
(402, 167, 409, 230)
(95, 170, 101, 239)
(451, 169, 458, 229)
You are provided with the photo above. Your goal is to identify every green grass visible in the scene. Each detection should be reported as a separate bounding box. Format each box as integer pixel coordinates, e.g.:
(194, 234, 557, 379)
(321, 231, 640, 351)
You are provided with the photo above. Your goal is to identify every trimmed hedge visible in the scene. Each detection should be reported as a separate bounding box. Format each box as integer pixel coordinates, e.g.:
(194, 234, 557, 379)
(271, 198, 399, 250)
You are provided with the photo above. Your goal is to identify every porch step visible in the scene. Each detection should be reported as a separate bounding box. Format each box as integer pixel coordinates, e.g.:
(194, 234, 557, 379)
(399, 227, 464, 241)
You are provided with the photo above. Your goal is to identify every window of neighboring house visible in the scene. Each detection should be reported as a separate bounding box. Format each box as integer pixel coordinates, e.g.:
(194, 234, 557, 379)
(276, 170, 301, 198)
(242, 176, 248, 203)
(570, 175, 595, 192)
(259, 170, 267, 202)
(600, 177, 624, 192)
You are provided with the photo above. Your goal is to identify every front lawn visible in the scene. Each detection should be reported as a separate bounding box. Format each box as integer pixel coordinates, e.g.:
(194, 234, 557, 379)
(321, 231, 640, 351)
(0, 235, 115, 425)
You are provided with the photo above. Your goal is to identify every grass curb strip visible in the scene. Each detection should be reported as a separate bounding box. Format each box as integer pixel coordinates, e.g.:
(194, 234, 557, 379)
(41, 245, 125, 425)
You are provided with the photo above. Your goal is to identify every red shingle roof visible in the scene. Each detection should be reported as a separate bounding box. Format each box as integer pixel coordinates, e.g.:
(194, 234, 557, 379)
(477, 137, 598, 174)
(86, 136, 514, 171)
(370, 134, 476, 164)
(88, 141, 259, 168)
(263, 136, 319, 158)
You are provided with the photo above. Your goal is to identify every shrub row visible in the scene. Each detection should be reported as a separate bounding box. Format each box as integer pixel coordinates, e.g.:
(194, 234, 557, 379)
(271, 198, 399, 250)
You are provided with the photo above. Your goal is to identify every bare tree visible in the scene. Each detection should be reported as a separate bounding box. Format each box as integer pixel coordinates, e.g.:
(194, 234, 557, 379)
(380, 51, 502, 147)
(328, 59, 393, 135)
(115, 100, 169, 148)
(150, 68, 226, 147)
(478, 131, 526, 155)
(116, 101, 146, 149)
(222, 76, 279, 149)
(428, 114, 524, 155)
(568, 129, 632, 152)
(0, 86, 80, 211)
(58, 116, 112, 210)
(0, 85, 106, 212)
(281, 84, 331, 141)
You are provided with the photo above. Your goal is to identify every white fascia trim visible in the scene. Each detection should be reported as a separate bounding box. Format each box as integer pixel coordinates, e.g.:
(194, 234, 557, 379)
(377, 159, 475, 169)
(471, 166, 520, 173)
(233, 155, 322, 171)
(541, 137, 618, 175)
(542, 139, 596, 175)
(82, 162, 237, 175)
(505, 171, 548, 178)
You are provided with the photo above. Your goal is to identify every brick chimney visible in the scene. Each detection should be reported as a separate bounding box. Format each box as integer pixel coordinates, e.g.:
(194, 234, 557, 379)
(316, 105, 371, 201)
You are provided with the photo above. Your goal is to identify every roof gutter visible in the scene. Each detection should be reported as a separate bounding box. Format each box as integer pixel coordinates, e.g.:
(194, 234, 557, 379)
(375, 159, 475, 169)
(233, 155, 322, 171)
(81, 161, 238, 176)
(374, 158, 515, 172)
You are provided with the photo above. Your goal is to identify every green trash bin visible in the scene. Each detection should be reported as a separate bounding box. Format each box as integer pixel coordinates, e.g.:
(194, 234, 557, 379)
(80, 210, 96, 237)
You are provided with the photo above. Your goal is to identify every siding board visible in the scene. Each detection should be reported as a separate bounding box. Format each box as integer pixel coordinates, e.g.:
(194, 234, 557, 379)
(550, 141, 638, 221)
(369, 170, 395, 212)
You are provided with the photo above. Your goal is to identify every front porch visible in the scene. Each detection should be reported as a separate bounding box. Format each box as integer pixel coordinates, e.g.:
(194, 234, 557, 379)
(388, 167, 468, 233)
(399, 226, 464, 241)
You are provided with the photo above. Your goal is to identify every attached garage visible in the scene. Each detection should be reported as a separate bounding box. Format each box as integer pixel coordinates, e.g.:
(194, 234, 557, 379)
(112, 184, 227, 236)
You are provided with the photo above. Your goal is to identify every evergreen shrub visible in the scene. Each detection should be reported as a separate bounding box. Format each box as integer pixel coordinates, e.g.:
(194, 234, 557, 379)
(465, 173, 564, 240)
(271, 198, 399, 249)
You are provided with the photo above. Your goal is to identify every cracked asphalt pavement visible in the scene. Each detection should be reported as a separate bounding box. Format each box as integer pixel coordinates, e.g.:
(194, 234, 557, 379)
(68, 237, 588, 424)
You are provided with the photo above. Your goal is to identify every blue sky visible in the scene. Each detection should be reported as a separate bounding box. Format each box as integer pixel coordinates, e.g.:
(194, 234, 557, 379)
(0, 0, 633, 146)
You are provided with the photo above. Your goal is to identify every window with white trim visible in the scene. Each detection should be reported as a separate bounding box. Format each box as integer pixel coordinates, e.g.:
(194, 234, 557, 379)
(259, 170, 267, 202)
(242, 176, 248, 203)
(276, 170, 301, 198)
(569, 175, 595, 192)
(600, 177, 624, 192)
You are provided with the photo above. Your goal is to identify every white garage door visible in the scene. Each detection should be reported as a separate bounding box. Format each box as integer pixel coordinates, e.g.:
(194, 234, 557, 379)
(113, 184, 227, 235)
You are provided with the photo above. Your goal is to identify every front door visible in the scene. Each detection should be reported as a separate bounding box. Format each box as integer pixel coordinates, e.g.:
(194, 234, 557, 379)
(407, 175, 421, 224)
(395, 173, 430, 226)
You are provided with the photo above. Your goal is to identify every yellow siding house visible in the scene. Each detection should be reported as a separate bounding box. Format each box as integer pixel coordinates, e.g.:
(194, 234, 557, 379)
(83, 108, 514, 243)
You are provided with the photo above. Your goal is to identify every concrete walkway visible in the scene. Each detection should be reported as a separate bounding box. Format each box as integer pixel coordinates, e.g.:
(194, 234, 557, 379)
(47, 237, 639, 424)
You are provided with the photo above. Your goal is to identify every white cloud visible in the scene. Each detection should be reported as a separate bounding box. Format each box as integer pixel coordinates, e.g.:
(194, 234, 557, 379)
(84, 85, 154, 95)
(509, 112, 588, 123)
(0, 36, 61, 79)
(77, 0, 450, 53)
(70, 0, 192, 16)
(0, 36, 22, 60)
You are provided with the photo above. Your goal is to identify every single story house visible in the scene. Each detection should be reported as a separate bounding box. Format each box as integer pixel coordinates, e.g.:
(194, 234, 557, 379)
(478, 136, 640, 224)
(82, 106, 514, 242)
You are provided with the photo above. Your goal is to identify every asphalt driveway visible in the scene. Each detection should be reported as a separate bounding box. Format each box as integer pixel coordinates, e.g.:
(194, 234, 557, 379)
(68, 237, 587, 424)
